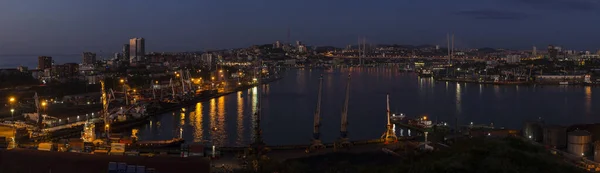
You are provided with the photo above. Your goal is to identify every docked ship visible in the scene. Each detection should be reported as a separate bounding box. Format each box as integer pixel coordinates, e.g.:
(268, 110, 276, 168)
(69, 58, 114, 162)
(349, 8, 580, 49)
(418, 69, 433, 77)
(96, 102, 151, 133)
(399, 64, 415, 72)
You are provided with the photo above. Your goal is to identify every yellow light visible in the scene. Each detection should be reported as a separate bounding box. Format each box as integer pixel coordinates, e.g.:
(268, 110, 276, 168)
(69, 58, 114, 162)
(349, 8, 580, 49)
(220, 75, 223, 77)
(176, 74, 180, 77)
(423, 116, 427, 120)
(219, 70, 223, 73)
(155, 81, 158, 84)
(211, 77, 215, 80)
(41, 101, 47, 107)
(120, 79, 124, 83)
(9, 97, 15, 103)
(133, 89, 136, 93)
(10, 109, 14, 113)
(105, 124, 110, 128)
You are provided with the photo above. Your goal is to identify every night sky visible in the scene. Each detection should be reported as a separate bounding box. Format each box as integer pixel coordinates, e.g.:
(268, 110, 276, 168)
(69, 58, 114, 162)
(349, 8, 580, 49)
(1, 0, 599, 54)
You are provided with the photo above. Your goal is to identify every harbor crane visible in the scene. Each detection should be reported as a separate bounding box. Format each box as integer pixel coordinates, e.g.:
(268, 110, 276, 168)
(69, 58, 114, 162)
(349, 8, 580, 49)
(335, 74, 352, 151)
(248, 61, 269, 157)
(381, 94, 398, 144)
(307, 74, 325, 153)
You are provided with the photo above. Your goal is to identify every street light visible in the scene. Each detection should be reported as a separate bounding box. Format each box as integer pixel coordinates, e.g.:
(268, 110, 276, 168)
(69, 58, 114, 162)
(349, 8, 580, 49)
(120, 79, 125, 83)
(10, 108, 15, 145)
(9, 97, 15, 103)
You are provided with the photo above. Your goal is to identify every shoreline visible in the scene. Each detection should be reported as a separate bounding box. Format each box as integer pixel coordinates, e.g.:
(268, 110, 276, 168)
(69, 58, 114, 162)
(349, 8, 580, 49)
(433, 78, 597, 86)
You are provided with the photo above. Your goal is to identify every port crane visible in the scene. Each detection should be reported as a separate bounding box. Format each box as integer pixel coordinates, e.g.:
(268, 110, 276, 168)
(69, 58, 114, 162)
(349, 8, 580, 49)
(381, 94, 398, 144)
(186, 70, 193, 94)
(179, 70, 186, 96)
(335, 74, 352, 151)
(307, 74, 325, 153)
(248, 60, 269, 157)
(170, 78, 176, 101)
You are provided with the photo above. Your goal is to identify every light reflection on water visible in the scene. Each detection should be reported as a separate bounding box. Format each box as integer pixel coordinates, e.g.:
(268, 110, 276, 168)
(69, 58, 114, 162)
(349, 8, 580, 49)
(132, 68, 600, 147)
(209, 98, 217, 145)
(192, 103, 203, 142)
(585, 86, 592, 116)
(236, 91, 244, 146)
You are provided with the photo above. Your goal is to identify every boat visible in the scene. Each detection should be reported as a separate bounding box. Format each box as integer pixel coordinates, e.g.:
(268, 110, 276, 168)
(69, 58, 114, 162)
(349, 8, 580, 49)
(418, 69, 433, 77)
(390, 113, 406, 122)
(131, 138, 185, 148)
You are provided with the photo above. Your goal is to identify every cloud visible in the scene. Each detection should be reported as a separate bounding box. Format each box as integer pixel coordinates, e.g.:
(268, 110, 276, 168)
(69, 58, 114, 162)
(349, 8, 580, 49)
(511, 0, 600, 11)
(455, 10, 528, 20)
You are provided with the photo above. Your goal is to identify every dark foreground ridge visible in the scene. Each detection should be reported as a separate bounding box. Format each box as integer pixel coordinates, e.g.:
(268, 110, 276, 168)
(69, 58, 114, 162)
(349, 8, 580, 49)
(0, 149, 210, 173)
(257, 137, 586, 173)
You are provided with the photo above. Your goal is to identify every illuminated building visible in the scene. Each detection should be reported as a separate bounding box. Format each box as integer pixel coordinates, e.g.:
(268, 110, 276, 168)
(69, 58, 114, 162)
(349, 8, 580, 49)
(129, 38, 145, 63)
(38, 56, 53, 70)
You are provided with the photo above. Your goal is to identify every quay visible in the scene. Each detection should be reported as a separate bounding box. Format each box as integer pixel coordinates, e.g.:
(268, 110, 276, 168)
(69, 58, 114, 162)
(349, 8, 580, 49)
(17, 75, 285, 143)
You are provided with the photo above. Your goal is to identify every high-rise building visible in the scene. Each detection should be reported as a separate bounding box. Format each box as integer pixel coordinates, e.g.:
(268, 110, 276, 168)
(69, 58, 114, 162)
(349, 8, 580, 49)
(548, 45, 558, 60)
(298, 45, 307, 53)
(296, 41, 302, 47)
(129, 38, 145, 63)
(123, 44, 130, 61)
(82, 52, 96, 65)
(532, 46, 537, 56)
(38, 56, 53, 70)
(274, 41, 281, 48)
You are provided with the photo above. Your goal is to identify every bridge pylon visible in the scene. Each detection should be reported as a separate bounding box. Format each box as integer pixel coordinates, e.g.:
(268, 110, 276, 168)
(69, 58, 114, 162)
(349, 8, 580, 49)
(382, 94, 398, 144)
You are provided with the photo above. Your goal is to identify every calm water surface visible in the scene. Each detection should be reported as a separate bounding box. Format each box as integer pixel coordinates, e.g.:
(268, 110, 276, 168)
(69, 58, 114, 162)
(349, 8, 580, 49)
(133, 67, 600, 147)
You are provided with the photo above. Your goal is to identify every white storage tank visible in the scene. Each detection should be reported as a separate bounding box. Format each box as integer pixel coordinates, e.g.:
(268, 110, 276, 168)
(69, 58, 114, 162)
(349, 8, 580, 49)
(568, 130, 592, 156)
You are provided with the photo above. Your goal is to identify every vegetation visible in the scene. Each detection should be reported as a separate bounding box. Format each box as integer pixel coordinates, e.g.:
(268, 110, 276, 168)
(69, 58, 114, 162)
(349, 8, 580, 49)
(0, 71, 38, 88)
(250, 137, 585, 173)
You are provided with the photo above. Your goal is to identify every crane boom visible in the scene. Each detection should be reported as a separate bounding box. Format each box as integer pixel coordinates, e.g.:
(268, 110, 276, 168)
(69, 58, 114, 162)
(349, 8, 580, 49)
(180, 70, 185, 95)
(387, 94, 391, 126)
(340, 74, 351, 138)
(313, 74, 323, 139)
(187, 70, 192, 93)
(170, 78, 175, 100)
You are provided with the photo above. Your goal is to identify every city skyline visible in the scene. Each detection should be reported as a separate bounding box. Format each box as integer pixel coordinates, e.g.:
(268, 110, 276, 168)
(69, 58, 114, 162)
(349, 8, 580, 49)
(1, 0, 600, 55)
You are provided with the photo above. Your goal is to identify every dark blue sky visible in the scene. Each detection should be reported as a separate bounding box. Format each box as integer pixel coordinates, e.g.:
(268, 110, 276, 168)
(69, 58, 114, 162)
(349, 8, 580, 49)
(1, 0, 599, 54)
